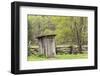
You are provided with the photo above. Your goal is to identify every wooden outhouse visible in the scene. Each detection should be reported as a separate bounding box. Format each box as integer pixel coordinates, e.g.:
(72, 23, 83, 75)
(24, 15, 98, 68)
(37, 34, 56, 58)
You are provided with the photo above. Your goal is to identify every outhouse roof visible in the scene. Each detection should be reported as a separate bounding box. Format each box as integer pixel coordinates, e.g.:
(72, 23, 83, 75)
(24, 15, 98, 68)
(37, 34, 56, 39)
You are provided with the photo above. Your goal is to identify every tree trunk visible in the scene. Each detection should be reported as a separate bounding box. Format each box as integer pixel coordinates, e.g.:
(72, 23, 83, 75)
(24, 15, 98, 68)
(69, 46, 73, 54)
(78, 40, 83, 53)
(74, 19, 83, 54)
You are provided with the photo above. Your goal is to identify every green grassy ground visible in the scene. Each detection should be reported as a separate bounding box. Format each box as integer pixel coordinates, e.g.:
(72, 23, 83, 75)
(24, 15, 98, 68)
(27, 53, 88, 61)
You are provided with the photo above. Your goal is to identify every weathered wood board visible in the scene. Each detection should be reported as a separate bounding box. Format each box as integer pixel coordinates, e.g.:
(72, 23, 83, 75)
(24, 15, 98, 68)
(37, 35, 56, 58)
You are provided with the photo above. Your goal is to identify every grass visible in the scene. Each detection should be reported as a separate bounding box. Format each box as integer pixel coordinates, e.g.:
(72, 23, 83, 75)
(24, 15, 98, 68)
(56, 54, 87, 59)
(27, 52, 88, 61)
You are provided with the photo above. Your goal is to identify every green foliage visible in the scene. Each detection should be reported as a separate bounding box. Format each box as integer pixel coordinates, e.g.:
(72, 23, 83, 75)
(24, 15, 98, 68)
(28, 15, 88, 47)
(43, 29, 54, 35)
(37, 54, 46, 58)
